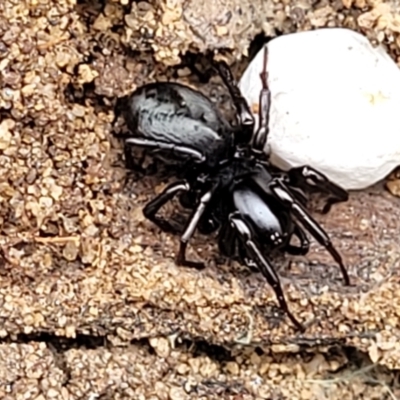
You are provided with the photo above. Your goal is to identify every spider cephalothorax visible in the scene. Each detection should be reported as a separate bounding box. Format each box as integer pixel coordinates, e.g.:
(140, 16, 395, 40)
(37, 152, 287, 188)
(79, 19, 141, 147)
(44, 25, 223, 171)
(115, 46, 350, 330)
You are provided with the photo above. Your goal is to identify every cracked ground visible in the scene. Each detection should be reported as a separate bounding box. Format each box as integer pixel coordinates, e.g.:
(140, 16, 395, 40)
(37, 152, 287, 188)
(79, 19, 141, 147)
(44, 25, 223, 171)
(1, 0, 400, 399)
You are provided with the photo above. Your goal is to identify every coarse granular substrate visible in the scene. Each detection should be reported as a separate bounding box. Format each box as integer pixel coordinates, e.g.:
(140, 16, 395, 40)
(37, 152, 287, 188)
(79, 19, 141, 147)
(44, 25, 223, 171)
(1, 0, 400, 399)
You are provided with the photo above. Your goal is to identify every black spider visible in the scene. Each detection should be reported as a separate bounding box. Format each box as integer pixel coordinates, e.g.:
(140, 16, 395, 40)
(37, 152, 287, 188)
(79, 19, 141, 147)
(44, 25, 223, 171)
(114, 46, 350, 330)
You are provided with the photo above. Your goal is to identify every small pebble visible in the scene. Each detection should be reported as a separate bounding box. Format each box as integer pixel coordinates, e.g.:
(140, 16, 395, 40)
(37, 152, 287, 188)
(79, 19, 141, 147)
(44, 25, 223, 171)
(239, 28, 400, 190)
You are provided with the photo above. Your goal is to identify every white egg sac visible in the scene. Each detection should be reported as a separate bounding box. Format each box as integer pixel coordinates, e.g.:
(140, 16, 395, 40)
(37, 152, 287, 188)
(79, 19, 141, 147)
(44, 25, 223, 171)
(238, 28, 400, 190)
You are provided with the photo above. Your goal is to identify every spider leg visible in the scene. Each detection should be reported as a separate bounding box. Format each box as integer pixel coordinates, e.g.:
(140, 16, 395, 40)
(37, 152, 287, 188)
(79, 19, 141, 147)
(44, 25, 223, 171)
(229, 212, 305, 331)
(219, 222, 259, 271)
(238, 243, 261, 273)
(270, 180, 350, 286)
(179, 190, 220, 235)
(122, 143, 159, 175)
(218, 219, 237, 257)
(287, 166, 349, 214)
(143, 180, 190, 234)
(252, 45, 271, 153)
(124, 137, 205, 163)
(285, 223, 310, 256)
(212, 59, 254, 144)
(176, 186, 217, 269)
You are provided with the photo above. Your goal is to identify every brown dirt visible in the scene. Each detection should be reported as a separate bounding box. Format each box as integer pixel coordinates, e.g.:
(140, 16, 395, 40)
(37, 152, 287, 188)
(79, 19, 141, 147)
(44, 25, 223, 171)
(1, 0, 400, 399)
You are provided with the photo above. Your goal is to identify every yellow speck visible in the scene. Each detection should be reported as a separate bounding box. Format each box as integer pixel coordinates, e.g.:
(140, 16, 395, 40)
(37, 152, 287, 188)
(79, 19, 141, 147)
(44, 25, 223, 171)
(251, 102, 259, 114)
(364, 90, 389, 105)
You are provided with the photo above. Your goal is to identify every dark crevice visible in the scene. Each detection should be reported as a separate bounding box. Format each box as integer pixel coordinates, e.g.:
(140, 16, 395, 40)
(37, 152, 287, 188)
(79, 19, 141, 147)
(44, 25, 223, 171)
(64, 79, 96, 106)
(2, 330, 398, 370)
(247, 31, 269, 63)
(60, 24, 275, 132)
(187, 379, 251, 397)
(0, 332, 110, 387)
(75, 0, 106, 20)
(1, 330, 400, 397)
(0, 330, 235, 366)
(178, 338, 234, 363)
(0, 329, 230, 363)
(0, 109, 12, 121)
(1, 331, 110, 351)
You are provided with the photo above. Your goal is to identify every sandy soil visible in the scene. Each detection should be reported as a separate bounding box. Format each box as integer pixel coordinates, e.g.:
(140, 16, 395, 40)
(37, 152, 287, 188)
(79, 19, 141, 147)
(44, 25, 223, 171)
(1, 0, 400, 399)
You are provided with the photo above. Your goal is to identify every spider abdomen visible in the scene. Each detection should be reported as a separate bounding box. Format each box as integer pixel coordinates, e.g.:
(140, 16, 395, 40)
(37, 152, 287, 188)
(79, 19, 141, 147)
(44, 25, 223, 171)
(121, 82, 234, 167)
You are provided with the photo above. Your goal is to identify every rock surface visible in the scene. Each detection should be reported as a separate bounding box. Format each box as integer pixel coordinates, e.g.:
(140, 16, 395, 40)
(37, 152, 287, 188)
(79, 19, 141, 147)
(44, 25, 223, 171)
(118, 0, 400, 67)
(238, 28, 400, 190)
